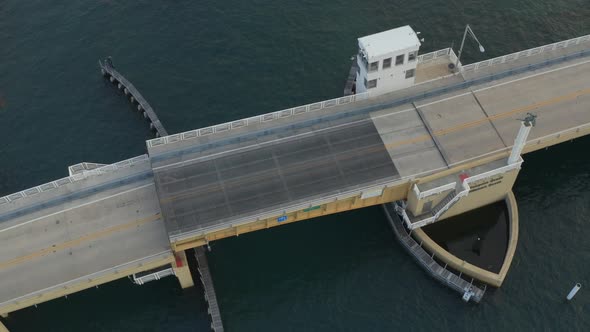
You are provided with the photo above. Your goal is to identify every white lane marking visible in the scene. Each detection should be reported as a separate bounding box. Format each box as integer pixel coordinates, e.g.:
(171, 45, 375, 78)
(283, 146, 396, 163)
(155, 57, 590, 171)
(0, 183, 155, 234)
(154, 105, 422, 172)
(417, 57, 590, 108)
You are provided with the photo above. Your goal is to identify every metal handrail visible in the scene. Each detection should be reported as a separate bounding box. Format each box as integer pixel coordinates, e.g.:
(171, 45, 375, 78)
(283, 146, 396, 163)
(133, 267, 175, 285)
(0, 155, 149, 206)
(0, 250, 172, 309)
(417, 48, 451, 63)
(147, 92, 370, 148)
(413, 182, 457, 199)
(404, 158, 523, 229)
(462, 34, 590, 72)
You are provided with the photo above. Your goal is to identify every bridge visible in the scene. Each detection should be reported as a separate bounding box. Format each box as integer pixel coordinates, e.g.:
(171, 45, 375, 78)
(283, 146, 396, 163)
(1, 31, 589, 328)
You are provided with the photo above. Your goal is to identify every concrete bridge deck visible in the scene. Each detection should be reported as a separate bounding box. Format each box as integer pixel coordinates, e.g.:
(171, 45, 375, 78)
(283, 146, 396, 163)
(0, 156, 173, 314)
(0, 33, 589, 315)
(147, 33, 590, 245)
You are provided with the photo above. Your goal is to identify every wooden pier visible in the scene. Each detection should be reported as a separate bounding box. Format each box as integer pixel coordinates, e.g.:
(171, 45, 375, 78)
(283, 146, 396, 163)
(383, 203, 486, 303)
(99, 57, 168, 137)
(195, 247, 224, 332)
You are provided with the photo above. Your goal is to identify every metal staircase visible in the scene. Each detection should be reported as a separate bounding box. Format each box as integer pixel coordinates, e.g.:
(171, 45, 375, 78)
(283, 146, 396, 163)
(431, 190, 457, 216)
(399, 179, 470, 229)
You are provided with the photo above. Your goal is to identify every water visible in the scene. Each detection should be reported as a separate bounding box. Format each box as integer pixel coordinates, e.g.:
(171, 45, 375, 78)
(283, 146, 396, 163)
(1, 1, 589, 331)
(423, 200, 509, 274)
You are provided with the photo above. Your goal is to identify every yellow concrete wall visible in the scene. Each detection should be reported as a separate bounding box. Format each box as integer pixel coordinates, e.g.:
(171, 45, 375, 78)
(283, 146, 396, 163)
(172, 251, 194, 289)
(411, 193, 519, 287)
(441, 167, 520, 221)
(172, 181, 411, 252)
(409, 186, 454, 217)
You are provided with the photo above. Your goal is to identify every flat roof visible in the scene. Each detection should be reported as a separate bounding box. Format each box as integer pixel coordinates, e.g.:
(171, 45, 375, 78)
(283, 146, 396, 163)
(358, 25, 420, 58)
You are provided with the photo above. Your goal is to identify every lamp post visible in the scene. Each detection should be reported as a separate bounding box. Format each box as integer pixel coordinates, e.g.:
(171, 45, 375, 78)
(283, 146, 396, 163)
(455, 24, 485, 69)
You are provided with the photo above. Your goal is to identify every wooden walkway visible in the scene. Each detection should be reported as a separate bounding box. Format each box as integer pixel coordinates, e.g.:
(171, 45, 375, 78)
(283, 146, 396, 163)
(99, 57, 168, 137)
(195, 247, 224, 332)
(383, 203, 486, 303)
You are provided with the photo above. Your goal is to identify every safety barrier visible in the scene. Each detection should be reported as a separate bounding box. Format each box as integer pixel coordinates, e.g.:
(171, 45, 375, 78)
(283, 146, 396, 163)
(462, 34, 590, 72)
(149, 40, 590, 167)
(147, 92, 370, 148)
(0, 156, 152, 225)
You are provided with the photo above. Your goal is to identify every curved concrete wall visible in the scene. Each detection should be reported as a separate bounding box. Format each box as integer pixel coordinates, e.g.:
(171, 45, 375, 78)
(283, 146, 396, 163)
(411, 192, 518, 287)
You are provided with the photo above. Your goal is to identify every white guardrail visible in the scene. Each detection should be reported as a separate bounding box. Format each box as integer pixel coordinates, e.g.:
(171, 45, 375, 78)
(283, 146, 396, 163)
(169, 180, 394, 240)
(0, 250, 173, 310)
(148, 48, 458, 150)
(413, 182, 457, 200)
(0, 155, 149, 206)
(404, 158, 523, 229)
(147, 92, 371, 148)
(132, 267, 175, 285)
(417, 48, 448, 63)
(461, 34, 590, 72)
(170, 154, 532, 241)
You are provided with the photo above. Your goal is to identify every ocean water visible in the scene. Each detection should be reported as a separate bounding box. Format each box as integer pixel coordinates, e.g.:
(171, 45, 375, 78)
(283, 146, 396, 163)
(1, 0, 589, 331)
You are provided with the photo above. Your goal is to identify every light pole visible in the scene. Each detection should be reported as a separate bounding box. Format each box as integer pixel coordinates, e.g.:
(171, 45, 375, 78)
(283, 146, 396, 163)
(455, 24, 485, 69)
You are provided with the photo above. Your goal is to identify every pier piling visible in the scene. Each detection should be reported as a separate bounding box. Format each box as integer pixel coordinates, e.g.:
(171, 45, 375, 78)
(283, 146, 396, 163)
(195, 247, 224, 332)
(99, 57, 168, 137)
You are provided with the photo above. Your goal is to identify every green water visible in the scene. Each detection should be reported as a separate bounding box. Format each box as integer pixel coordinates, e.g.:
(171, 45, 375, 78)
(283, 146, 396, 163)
(1, 1, 589, 331)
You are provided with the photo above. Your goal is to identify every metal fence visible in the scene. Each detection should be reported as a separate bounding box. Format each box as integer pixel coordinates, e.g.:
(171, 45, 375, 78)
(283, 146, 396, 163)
(413, 182, 456, 200)
(132, 266, 175, 285)
(0, 155, 149, 206)
(147, 92, 370, 148)
(417, 48, 452, 64)
(404, 157, 523, 229)
(0, 250, 173, 311)
(462, 34, 590, 72)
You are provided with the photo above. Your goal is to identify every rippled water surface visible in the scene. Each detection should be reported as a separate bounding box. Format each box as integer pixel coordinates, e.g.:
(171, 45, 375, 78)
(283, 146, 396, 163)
(1, 1, 589, 331)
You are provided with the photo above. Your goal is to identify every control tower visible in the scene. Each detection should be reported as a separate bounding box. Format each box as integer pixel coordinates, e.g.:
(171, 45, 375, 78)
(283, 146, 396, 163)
(355, 25, 421, 95)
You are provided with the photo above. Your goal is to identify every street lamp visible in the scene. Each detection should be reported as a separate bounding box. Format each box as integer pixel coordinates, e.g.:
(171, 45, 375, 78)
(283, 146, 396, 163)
(455, 24, 485, 69)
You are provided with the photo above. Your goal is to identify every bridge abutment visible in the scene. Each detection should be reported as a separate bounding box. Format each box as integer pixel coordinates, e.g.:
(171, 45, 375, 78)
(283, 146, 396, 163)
(0, 315, 8, 332)
(173, 251, 195, 289)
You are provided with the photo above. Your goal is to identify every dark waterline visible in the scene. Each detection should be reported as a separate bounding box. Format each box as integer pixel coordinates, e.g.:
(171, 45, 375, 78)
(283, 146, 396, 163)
(1, 0, 589, 331)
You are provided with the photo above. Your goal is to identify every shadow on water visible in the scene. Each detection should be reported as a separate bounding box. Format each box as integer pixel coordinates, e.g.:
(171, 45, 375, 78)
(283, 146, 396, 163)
(423, 200, 509, 274)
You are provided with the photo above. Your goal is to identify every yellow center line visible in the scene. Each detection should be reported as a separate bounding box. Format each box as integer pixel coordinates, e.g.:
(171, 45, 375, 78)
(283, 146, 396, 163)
(161, 87, 590, 204)
(384, 87, 590, 150)
(0, 213, 161, 270)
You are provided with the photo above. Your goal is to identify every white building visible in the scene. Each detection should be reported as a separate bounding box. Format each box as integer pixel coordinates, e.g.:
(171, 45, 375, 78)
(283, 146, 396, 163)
(356, 26, 421, 96)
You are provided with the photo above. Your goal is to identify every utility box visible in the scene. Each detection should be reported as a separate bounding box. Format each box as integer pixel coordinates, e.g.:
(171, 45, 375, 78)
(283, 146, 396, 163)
(356, 26, 421, 96)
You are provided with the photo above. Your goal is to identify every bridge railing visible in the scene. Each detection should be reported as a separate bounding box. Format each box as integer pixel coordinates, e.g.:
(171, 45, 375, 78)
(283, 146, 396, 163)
(147, 92, 370, 148)
(462, 34, 590, 72)
(417, 48, 452, 64)
(0, 250, 172, 312)
(0, 155, 149, 207)
(413, 182, 456, 200)
(169, 112, 590, 240)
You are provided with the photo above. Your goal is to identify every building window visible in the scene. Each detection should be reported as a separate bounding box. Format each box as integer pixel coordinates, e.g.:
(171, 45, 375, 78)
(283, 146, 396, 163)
(408, 51, 417, 62)
(367, 79, 377, 89)
(395, 54, 404, 66)
(369, 61, 379, 72)
(382, 58, 392, 69)
(405, 69, 415, 79)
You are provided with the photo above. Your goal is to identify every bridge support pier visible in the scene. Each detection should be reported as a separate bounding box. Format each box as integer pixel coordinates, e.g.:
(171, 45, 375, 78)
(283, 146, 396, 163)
(0, 314, 8, 332)
(173, 251, 194, 289)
